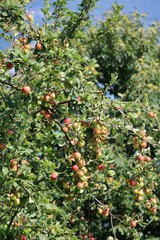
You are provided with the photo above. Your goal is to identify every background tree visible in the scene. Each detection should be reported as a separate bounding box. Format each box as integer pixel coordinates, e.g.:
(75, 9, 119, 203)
(89, 9, 160, 109)
(0, 1, 159, 240)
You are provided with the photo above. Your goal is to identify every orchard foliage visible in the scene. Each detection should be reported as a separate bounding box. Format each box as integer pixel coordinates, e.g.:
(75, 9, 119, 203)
(0, 1, 160, 239)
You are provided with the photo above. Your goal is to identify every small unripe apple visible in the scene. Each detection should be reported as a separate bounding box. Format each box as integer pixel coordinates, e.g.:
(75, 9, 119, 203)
(6, 62, 13, 69)
(36, 43, 43, 50)
(72, 165, 79, 171)
(150, 197, 157, 204)
(50, 92, 56, 99)
(130, 220, 137, 228)
(77, 169, 84, 177)
(51, 172, 58, 180)
(53, 59, 60, 65)
(78, 159, 86, 168)
(150, 207, 157, 214)
(147, 111, 155, 118)
(40, 110, 46, 116)
(22, 86, 31, 94)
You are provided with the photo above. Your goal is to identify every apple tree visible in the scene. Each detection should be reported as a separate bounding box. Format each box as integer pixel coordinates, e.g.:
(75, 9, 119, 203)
(0, 1, 159, 239)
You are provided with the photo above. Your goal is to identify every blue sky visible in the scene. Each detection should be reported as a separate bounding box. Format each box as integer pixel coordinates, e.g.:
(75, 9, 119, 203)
(1, 0, 160, 50)
(26, 0, 160, 23)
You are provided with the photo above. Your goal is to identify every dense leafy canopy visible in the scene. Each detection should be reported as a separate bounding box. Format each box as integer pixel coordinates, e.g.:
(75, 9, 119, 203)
(0, 1, 159, 240)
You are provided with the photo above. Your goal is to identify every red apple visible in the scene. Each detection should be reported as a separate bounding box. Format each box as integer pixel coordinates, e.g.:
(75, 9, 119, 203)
(72, 165, 79, 171)
(62, 126, 69, 133)
(0, 143, 6, 150)
(102, 208, 110, 217)
(140, 142, 147, 149)
(147, 111, 155, 118)
(145, 156, 151, 162)
(6, 62, 13, 69)
(26, 14, 33, 21)
(97, 164, 106, 171)
(76, 182, 84, 189)
(36, 43, 43, 50)
(51, 172, 58, 180)
(93, 128, 101, 135)
(129, 180, 136, 186)
(63, 118, 72, 124)
(136, 155, 144, 162)
(43, 94, 50, 101)
(22, 86, 31, 94)
(45, 112, 51, 119)
(6, 129, 15, 135)
(130, 220, 137, 228)
(20, 234, 27, 240)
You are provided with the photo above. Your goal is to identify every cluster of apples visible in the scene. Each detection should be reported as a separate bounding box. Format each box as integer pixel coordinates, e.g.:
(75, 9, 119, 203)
(39, 92, 56, 119)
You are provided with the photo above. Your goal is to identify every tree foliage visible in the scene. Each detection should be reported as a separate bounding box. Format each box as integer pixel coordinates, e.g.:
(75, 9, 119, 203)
(0, 1, 159, 239)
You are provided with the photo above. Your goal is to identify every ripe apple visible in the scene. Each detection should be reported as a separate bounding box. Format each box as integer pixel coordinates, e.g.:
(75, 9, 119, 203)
(102, 208, 110, 217)
(129, 180, 136, 186)
(136, 155, 144, 162)
(53, 59, 60, 65)
(63, 118, 72, 124)
(72, 165, 79, 171)
(0, 143, 6, 150)
(145, 156, 151, 162)
(93, 128, 101, 135)
(26, 14, 33, 21)
(130, 220, 137, 228)
(43, 94, 50, 101)
(22, 86, 31, 94)
(147, 111, 155, 118)
(62, 126, 69, 133)
(97, 164, 106, 171)
(6, 62, 13, 69)
(21, 37, 28, 45)
(76, 182, 84, 189)
(50, 172, 58, 180)
(36, 43, 43, 50)
(45, 112, 51, 119)
(140, 142, 147, 149)
(20, 234, 27, 240)
(6, 129, 15, 135)
(72, 151, 81, 159)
